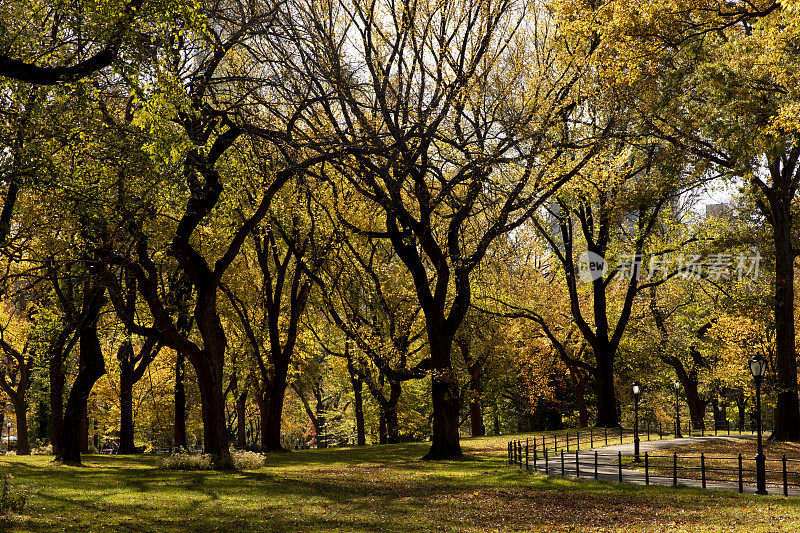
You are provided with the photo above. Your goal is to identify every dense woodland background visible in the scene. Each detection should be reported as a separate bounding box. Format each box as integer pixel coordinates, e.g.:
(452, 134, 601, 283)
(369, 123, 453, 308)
(1, 0, 800, 467)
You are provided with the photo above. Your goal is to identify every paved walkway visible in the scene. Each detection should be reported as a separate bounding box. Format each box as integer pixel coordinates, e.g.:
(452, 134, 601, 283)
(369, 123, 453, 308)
(514, 435, 800, 497)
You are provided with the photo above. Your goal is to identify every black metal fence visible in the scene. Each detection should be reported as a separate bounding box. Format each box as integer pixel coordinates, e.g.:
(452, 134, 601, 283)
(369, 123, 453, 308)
(507, 437, 799, 497)
(520, 421, 770, 455)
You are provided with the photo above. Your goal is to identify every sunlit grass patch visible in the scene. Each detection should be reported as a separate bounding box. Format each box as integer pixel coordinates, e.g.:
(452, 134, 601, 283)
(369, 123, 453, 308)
(0, 435, 799, 532)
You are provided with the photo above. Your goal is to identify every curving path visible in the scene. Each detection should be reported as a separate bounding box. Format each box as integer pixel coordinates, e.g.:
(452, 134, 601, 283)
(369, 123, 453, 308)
(517, 435, 800, 497)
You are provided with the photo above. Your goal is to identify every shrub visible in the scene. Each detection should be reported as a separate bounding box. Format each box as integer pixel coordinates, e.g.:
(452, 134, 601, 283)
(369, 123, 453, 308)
(158, 453, 215, 471)
(0, 475, 27, 515)
(158, 450, 265, 471)
(231, 450, 265, 470)
(31, 445, 53, 455)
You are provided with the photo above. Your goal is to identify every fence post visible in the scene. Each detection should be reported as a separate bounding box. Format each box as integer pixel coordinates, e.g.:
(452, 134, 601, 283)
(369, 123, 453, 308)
(534, 441, 538, 468)
(618, 451, 623, 483)
(590, 428, 594, 448)
(701, 453, 706, 489)
(575, 449, 580, 478)
(605, 427, 608, 447)
(554, 434, 557, 453)
(738, 454, 743, 493)
(784, 455, 789, 497)
(659, 421, 662, 439)
(561, 450, 565, 476)
(645, 452, 649, 485)
(526, 439, 529, 470)
(673, 453, 678, 486)
(577, 431, 580, 451)
(594, 451, 598, 479)
(545, 448, 549, 475)
(508, 441, 511, 464)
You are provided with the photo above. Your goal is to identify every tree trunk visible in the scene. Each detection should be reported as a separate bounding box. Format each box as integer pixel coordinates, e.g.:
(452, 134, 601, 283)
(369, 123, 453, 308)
(686, 380, 706, 430)
(575, 372, 589, 428)
(192, 355, 232, 467)
(594, 351, 618, 427)
(12, 396, 29, 455)
(262, 362, 289, 452)
(422, 333, 461, 459)
(118, 353, 136, 454)
(346, 356, 366, 447)
(771, 204, 800, 440)
(55, 308, 106, 465)
(236, 389, 247, 448)
(173, 351, 187, 450)
(468, 367, 485, 437)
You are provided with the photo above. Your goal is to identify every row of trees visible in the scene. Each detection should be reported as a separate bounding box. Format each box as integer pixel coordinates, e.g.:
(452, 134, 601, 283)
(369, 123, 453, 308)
(0, 0, 799, 467)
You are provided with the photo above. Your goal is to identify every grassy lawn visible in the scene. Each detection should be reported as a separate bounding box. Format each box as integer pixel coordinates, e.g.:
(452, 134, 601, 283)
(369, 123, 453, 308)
(2, 433, 800, 532)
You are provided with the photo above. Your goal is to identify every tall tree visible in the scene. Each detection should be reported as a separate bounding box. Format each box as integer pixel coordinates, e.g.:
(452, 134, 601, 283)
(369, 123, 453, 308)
(0, 334, 33, 454)
(292, 0, 606, 458)
(626, 4, 800, 439)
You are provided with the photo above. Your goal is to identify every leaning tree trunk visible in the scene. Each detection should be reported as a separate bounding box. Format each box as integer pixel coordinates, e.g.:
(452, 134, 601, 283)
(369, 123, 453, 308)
(55, 313, 106, 465)
(423, 332, 461, 459)
(771, 205, 800, 441)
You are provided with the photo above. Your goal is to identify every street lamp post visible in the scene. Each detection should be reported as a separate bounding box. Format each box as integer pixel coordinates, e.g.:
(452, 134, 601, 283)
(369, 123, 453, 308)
(673, 380, 683, 438)
(632, 381, 642, 463)
(5, 421, 10, 452)
(749, 354, 768, 495)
